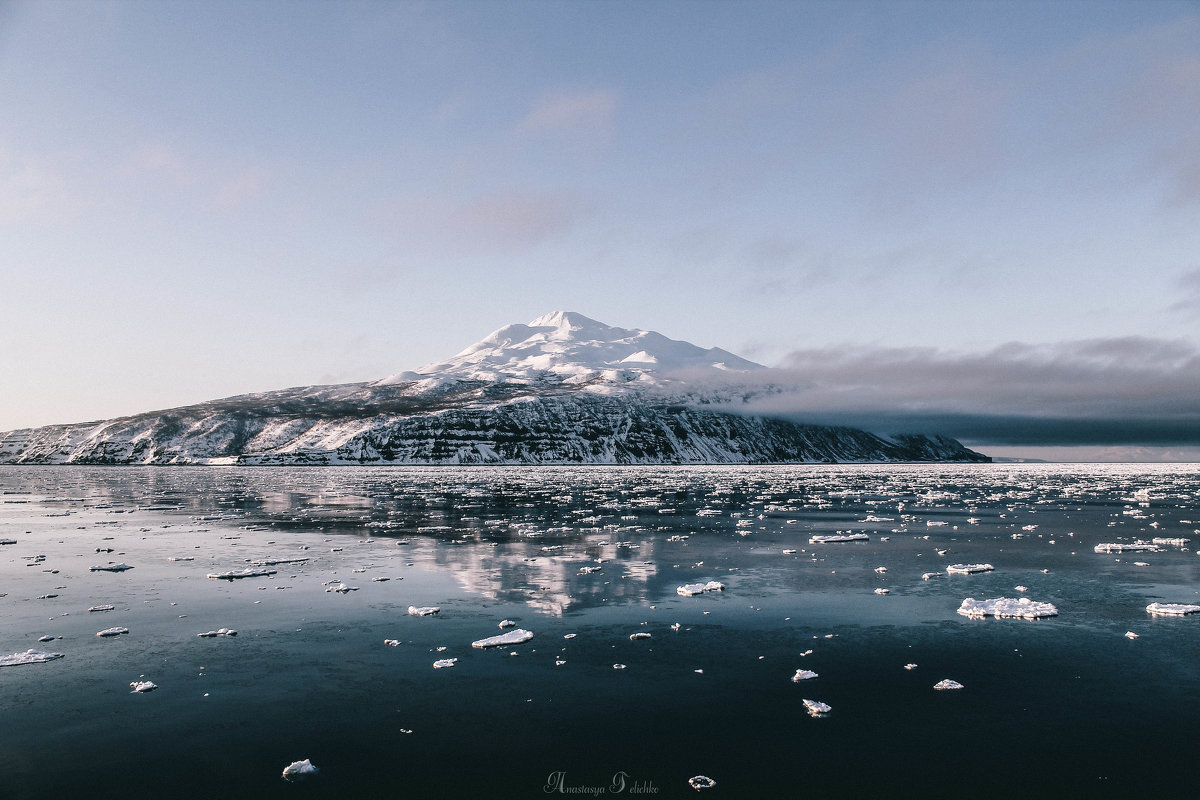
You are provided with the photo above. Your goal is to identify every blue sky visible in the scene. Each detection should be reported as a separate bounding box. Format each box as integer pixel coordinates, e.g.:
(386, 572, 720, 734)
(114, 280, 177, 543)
(1, 0, 1198, 458)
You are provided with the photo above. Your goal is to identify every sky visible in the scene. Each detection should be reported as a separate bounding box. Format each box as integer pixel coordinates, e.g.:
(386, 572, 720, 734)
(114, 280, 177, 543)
(1, 0, 1198, 460)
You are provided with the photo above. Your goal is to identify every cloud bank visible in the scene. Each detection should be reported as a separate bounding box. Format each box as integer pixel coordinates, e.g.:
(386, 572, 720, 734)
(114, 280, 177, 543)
(737, 336, 1200, 446)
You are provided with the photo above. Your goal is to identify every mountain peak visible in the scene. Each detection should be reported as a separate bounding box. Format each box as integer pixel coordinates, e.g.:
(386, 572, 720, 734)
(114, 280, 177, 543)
(374, 312, 765, 388)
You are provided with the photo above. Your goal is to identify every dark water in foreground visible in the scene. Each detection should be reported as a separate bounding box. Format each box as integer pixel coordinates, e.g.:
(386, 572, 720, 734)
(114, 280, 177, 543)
(1, 464, 1198, 799)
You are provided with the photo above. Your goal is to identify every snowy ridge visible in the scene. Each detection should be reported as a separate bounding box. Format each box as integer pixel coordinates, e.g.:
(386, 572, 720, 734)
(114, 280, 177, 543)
(0, 311, 989, 466)
(374, 311, 764, 389)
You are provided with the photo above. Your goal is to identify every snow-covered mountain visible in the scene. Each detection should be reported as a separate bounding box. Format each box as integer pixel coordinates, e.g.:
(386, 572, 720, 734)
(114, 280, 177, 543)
(0, 312, 988, 465)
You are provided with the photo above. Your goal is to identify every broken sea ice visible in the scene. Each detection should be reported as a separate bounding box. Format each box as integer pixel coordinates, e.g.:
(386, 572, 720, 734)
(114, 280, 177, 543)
(0, 649, 64, 667)
(676, 581, 724, 596)
(957, 597, 1058, 619)
(281, 759, 318, 781)
(472, 629, 533, 648)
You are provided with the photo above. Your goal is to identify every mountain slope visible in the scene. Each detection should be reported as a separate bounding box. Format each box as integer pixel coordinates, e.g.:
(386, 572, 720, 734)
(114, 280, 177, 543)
(0, 312, 988, 465)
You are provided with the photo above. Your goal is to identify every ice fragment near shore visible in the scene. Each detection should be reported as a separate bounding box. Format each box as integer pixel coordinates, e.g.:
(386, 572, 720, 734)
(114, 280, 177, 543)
(207, 568, 276, 580)
(472, 629, 533, 648)
(676, 581, 725, 596)
(89, 563, 133, 572)
(803, 698, 831, 717)
(281, 759, 318, 781)
(809, 533, 868, 543)
(934, 679, 964, 690)
(947, 563, 994, 575)
(408, 606, 440, 616)
(1146, 602, 1200, 616)
(96, 627, 130, 637)
(0, 649, 64, 667)
(957, 597, 1058, 619)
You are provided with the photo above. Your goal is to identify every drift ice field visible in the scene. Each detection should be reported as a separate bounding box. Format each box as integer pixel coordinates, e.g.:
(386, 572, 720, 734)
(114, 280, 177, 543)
(1, 463, 1198, 798)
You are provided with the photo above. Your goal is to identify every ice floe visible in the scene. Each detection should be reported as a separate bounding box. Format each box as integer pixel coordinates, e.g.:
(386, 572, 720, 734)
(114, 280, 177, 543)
(946, 563, 994, 575)
(472, 629, 533, 648)
(874, 588, 890, 595)
(408, 606, 440, 616)
(1151, 538, 1190, 547)
(1145, 602, 1200, 616)
(432, 658, 457, 668)
(88, 604, 115, 612)
(676, 581, 725, 596)
(96, 627, 130, 637)
(1093, 542, 1159, 553)
(809, 533, 868, 543)
(904, 663, 918, 670)
(206, 568, 276, 580)
(803, 699, 831, 717)
(0, 649, 64, 667)
(129, 680, 157, 693)
(791, 669, 818, 682)
(324, 583, 357, 593)
(688, 775, 716, 790)
(498, 619, 516, 628)
(629, 632, 652, 640)
(934, 679, 964, 690)
(197, 628, 237, 637)
(1125, 631, 1140, 639)
(957, 597, 1058, 619)
(281, 759, 319, 781)
(89, 563, 134, 572)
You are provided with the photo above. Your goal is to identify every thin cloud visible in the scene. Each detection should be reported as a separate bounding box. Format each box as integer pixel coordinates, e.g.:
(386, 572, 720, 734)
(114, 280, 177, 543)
(516, 89, 618, 137)
(1168, 268, 1200, 315)
(382, 188, 579, 253)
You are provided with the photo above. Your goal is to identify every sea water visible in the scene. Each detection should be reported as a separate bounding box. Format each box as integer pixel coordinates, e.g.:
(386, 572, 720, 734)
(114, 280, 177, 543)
(1, 464, 1198, 798)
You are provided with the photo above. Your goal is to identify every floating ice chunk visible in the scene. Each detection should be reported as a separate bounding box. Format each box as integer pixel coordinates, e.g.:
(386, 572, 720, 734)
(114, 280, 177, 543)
(874, 567, 887, 573)
(904, 663, 918, 670)
(408, 606, 440, 616)
(167, 557, 194, 562)
(1014, 586, 1028, 593)
(874, 588, 890, 595)
(197, 628, 237, 637)
(472, 629, 533, 648)
(0, 649, 64, 667)
(0, 539, 16, 545)
(927, 521, 947, 527)
(129, 680, 157, 693)
(96, 627, 130, 637)
(324, 583, 357, 593)
(809, 534, 868, 543)
(1133, 561, 1150, 567)
(249, 557, 309, 567)
(281, 759, 318, 781)
(1125, 631, 1140, 639)
(89, 563, 134, 572)
(578, 566, 602, 574)
(921, 572, 938, 581)
(629, 632, 651, 640)
(791, 669, 818, 682)
(498, 620, 516, 628)
(88, 605, 115, 612)
(38, 635, 56, 642)
(958, 597, 1058, 619)
(947, 563, 994, 575)
(676, 581, 725, 596)
(384, 639, 401, 646)
(207, 568, 276, 580)
(1146, 602, 1200, 616)
(432, 658, 457, 668)
(803, 698, 831, 717)
(688, 775, 716, 790)
(1151, 538, 1190, 547)
(934, 679, 964, 690)
(1094, 542, 1159, 553)
(613, 663, 626, 670)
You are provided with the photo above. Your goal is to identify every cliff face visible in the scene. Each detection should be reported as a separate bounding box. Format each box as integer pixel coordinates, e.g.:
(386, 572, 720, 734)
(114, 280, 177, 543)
(0, 312, 989, 465)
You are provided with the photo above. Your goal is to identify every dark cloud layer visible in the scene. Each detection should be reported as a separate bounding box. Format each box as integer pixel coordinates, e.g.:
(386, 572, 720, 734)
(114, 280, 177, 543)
(734, 336, 1200, 445)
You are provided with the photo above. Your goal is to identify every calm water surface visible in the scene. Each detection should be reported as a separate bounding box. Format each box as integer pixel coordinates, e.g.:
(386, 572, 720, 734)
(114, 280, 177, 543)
(1, 464, 1198, 799)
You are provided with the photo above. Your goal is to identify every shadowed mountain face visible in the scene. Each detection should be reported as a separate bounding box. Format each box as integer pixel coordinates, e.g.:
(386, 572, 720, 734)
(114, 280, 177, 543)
(0, 313, 988, 465)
